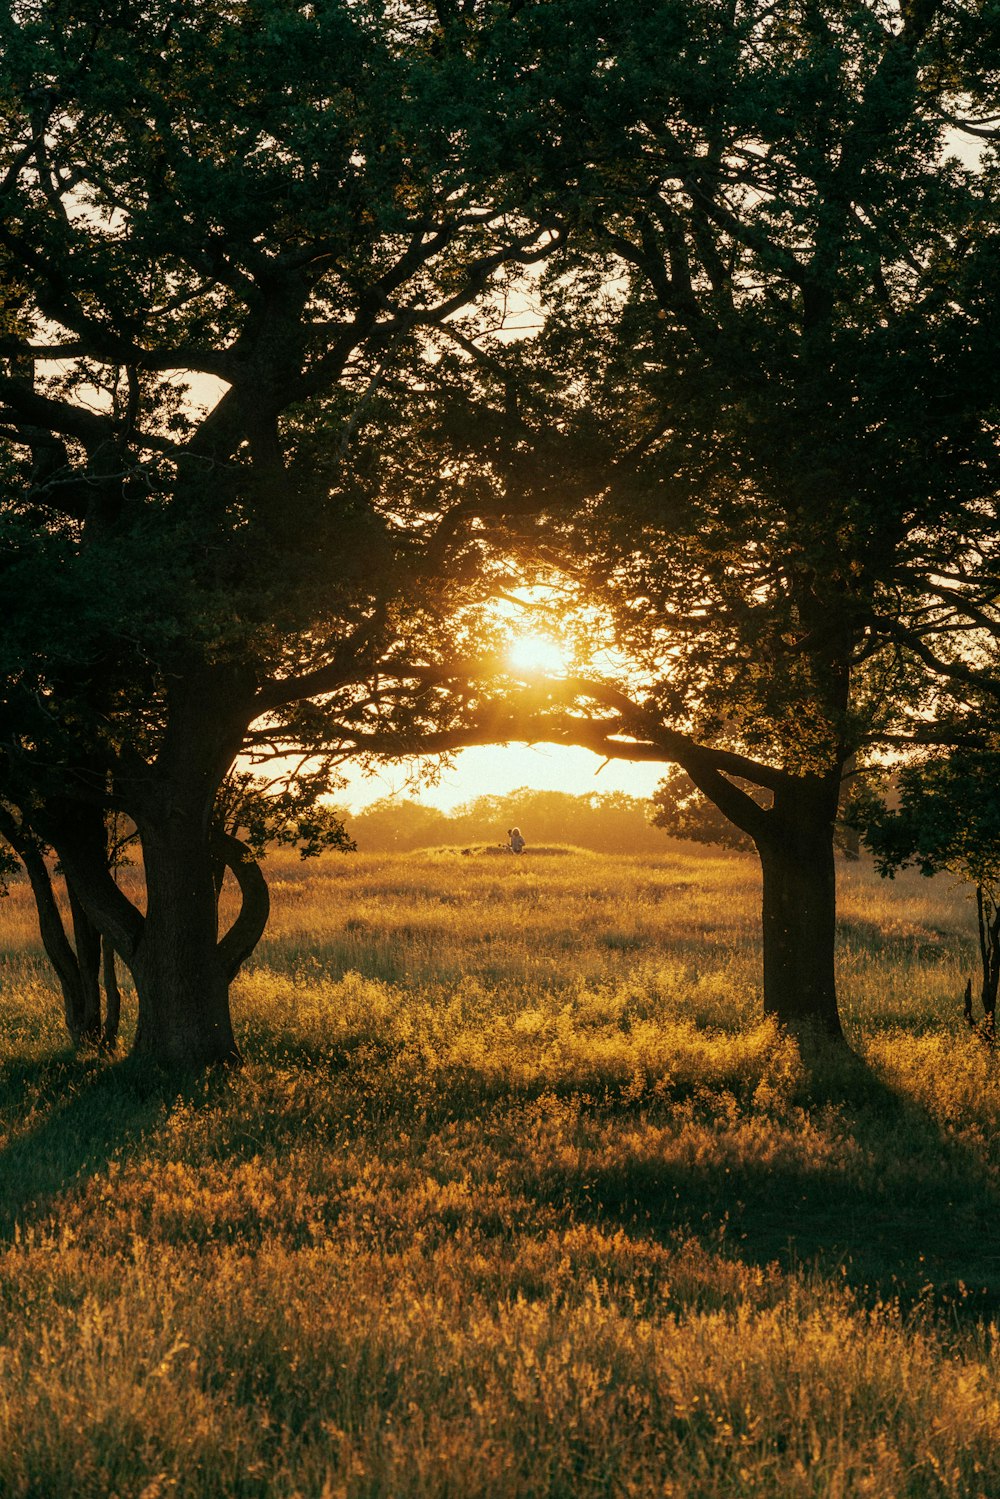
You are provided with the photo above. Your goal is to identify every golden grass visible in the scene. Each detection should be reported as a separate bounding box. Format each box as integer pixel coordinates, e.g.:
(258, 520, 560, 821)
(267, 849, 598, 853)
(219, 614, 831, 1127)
(0, 847, 996, 1497)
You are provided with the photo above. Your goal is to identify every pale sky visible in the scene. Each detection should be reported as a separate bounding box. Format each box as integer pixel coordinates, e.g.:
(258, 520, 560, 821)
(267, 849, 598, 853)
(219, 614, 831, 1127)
(337, 741, 665, 811)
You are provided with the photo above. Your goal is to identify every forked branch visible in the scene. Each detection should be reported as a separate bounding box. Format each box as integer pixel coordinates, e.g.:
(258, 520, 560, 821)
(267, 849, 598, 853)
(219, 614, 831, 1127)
(215, 830, 271, 983)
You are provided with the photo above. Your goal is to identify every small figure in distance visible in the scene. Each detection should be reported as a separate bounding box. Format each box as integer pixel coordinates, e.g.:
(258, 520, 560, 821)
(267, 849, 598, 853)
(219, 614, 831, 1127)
(508, 825, 526, 855)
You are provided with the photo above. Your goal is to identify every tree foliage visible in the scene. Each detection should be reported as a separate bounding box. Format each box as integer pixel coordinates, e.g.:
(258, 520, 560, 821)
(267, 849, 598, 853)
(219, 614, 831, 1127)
(855, 751, 1000, 1030)
(650, 769, 756, 853)
(440, 0, 1000, 1035)
(857, 755, 1000, 892)
(0, 0, 559, 1062)
(219, 769, 357, 862)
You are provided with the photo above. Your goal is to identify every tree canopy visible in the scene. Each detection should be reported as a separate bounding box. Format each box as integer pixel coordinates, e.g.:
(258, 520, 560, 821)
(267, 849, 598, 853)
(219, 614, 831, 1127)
(0, 0, 560, 1062)
(420, 0, 1000, 1034)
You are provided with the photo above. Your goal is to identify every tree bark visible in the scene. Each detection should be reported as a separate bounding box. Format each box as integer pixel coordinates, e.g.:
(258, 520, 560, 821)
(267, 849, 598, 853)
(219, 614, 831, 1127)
(975, 885, 1000, 1029)
(14, 836, 89, 1040)
(215, 829, 271, 982)
(119, 667, 273, 1065)
(756, 778, 843, 1040)
(101, 936, 121, 1050)
(54, 798, 270, 1067)
(629, 723, 847, 1039)
(50, 806, 144, 967)
(129, 815, 240, 1067)
(68, 883, 103, 1044)
(0, 811, 110, 1046)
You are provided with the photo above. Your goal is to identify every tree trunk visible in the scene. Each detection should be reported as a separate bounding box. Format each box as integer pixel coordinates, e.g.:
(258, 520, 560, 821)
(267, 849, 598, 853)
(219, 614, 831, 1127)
(48, 670, 265, 1067)
(756, 779, 844, 1040)
(8, 825, 110, 1046)
(15, 837, 90, 1041)
(130, 817, 240, 1067)
(68, 883, 103, 1044)
(660, 739, 847, 1040)
(975, 885, 1000, 1030)
(101, 937, 121, 1050)
(57, 806, 269, 1067)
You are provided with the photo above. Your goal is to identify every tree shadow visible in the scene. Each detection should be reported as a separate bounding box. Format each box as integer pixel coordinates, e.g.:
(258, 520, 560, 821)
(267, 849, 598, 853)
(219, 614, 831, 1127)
(0, 1051, 199, 1241)
(519, 1039, 1000, 1322)
(1, 1025, 996, 1329)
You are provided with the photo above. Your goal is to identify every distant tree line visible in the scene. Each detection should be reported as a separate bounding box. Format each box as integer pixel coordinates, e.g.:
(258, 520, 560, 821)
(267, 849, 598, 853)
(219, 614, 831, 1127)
(342, 789, 675, 855)
(342, 781, 867, 858)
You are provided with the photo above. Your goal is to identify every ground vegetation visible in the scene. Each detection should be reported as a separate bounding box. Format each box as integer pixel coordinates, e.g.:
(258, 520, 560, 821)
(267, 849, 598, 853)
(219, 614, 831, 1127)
(0, 847, 995, 1496)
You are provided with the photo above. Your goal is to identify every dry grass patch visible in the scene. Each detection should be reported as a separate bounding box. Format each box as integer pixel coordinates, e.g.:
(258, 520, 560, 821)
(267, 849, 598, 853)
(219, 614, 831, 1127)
(0, 848, 996, 1496)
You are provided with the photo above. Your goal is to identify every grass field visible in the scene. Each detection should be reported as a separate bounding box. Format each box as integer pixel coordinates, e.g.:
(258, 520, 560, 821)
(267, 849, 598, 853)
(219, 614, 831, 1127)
(0, 845, 997, 1497)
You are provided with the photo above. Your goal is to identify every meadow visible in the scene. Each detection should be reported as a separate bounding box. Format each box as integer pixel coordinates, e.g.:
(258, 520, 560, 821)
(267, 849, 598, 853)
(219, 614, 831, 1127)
(0, 844, 997, 1498)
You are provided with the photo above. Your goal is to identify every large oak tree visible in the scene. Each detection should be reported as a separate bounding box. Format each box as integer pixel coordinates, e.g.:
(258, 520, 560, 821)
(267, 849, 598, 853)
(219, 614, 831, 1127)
(0, 0, 556, 1064)
(479, 0, 1000, 1037)
(352, 0, 1000, 1040)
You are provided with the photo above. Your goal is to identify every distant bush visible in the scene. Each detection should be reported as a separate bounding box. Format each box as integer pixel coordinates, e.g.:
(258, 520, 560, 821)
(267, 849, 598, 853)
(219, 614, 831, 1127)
(340, 790, 669, 855)
(650, 767, 757, 851)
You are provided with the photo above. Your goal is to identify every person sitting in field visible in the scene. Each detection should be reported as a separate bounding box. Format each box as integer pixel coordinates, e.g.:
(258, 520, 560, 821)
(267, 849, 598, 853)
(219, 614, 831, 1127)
(507, 826, 526, 855)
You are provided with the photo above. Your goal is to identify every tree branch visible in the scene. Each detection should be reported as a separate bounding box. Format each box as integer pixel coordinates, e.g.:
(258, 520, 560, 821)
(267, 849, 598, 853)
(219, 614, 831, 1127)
(215, 830, 270, 983)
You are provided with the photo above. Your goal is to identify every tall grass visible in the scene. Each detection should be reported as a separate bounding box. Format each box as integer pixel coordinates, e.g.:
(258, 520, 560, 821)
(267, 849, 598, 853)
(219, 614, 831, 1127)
(0, 847, 996, 1497)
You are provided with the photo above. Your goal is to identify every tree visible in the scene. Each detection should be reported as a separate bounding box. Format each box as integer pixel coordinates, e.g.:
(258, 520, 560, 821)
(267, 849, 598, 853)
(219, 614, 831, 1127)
(856, 752, 1000, 1034)
(345, 0, 1000, 1039)
(0, 763, 354, 1050)
(440, 0, 1000, 1038)
(650, 766, 862, 857)
(650, 768, 755, 853)
(342, 797, 451, 851)
(0, 0, 558, 1064)
(0, 801, 126, 1047)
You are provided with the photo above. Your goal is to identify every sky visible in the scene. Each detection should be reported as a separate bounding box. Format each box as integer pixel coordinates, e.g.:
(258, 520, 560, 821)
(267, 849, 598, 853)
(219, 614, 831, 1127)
(332, 617, 666, 811)
(336, 741, 665, 812)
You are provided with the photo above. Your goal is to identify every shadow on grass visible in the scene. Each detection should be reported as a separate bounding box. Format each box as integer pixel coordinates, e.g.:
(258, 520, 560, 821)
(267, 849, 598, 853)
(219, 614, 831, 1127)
(1, 1024, 996, 1329)
(836, 917, 969, 964)
(0, 1051, 208, 1242)
(243, 1022, 1000, 1318)
(501, 1039, 1000, 1321)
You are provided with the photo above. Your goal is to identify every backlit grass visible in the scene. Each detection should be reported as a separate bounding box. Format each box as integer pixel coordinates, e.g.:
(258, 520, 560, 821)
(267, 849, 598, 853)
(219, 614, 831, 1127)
(0, 847, 996, 1497)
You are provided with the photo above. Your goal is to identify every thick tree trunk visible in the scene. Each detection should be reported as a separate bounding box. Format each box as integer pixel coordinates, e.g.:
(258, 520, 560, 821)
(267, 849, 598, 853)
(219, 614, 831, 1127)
(756, 780, 843, 1040)
(47, 670, 266, 1067)
(56, 806, 269, 1066)
(130, 818, 240, 1066)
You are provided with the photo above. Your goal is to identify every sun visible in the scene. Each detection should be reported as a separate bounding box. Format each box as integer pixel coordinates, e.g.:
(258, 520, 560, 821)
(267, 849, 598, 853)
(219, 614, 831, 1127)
(506, 632, 570, 676)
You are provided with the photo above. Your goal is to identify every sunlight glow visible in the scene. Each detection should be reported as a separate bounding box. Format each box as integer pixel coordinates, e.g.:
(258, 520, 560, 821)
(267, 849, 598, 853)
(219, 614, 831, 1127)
(506, 632, 571, 677)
